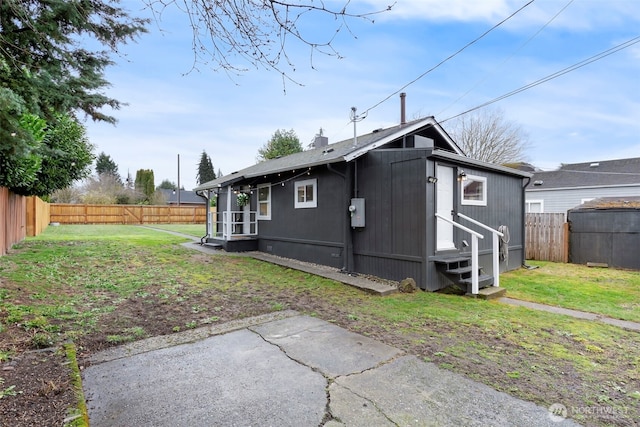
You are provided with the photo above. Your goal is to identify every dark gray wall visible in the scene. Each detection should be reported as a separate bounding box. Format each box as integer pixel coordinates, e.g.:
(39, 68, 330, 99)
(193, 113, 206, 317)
(256, 165, 348, 268)
(425, 159, 525, 290)
(215, 149, 526, 291)
(455, 167, 525, 273)
(568, 208, 640, 270)
(352, 149, 428, 286)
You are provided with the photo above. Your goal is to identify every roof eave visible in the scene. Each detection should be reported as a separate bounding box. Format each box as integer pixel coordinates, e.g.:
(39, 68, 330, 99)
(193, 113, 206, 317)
(430, 150, 532, 178)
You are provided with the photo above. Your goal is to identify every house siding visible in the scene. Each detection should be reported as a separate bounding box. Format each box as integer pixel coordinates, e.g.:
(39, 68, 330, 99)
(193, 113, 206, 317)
(425, 163, 525, 290)
(257, 165, 347, 268)
(352, 150, 428, 286)
(526, 185, 640, 217)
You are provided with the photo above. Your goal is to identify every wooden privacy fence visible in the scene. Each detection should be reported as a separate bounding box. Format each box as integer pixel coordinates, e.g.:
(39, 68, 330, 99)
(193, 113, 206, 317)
(0, 188, 26, 256)
(50, 204, 206, 224)
(525, 213, 568, 262)
(26, 195, 50, 237)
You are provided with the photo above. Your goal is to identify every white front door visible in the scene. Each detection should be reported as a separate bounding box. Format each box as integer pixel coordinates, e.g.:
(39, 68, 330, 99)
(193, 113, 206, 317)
(436, 165, 456, 251)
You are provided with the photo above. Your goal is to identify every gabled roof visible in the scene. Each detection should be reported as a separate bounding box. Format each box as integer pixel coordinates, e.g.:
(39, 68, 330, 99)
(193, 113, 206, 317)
(527, 157, 640, 190)
(194, 117, 463, 191)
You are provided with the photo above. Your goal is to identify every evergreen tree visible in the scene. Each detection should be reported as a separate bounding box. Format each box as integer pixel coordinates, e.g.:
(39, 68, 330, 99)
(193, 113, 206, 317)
(12, 114, 94, 197)
(257, 129, 303, 162)
(157, 179, 177, 190)
(0, 0, 146, 192)
(95, 152, 120, 180)
(134, 169, 155, 203)
(196, 151, 216, 185)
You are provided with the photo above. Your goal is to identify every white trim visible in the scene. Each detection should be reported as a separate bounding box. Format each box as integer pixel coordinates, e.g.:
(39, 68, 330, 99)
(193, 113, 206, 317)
(257, 183, 271, 220)
(294, 179, 317, 209)
(527, 183, 640, 192)
(436, 164, 456, 250)
(344, 118, 464, 162)
(525, 199, 544, 213)
(461, 174, 487, 206)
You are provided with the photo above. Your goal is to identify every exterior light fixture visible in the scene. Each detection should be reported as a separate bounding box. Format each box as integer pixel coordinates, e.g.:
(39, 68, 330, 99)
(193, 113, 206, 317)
(458, 170, 467, 182)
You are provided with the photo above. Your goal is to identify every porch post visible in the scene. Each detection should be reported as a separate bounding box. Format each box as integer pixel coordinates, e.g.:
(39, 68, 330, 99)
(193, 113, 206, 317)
(471, 234, 479, 295)
(492, 233, 500, 287)
(226, 186, 232, 239)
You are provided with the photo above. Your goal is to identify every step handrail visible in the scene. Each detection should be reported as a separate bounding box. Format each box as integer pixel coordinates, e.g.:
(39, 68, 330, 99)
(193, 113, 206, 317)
(456, 212, 502, 289)
(435, 213, 482, 294)
(435, 213, 483, 239)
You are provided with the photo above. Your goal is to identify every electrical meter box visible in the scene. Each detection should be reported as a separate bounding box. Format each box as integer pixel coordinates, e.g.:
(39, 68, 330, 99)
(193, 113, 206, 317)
(350, 198, 365, 228)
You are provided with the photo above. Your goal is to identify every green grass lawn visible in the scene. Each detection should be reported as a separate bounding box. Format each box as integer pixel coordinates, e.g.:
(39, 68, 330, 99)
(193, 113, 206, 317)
(142, 223, 206, 238)
(501, 261, 640, 322)
(1, 225, 639, 426)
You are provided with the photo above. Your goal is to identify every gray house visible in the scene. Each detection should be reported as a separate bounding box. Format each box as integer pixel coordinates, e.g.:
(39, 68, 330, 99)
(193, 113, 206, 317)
(194, 117, 530, 294)
(525, 157, 640, 217)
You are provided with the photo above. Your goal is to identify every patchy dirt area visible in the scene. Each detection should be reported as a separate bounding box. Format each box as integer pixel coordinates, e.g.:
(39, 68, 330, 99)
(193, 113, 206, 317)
(1, 257, 638, 426)
(0, 348, 77, 426)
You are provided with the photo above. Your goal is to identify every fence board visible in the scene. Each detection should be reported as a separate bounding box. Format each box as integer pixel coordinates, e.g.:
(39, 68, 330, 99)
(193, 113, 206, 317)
(525, 213, 567, 262)
(0, 188, 27, 255)
(50, 204, 206, 224)
(26, 196, 50, 237)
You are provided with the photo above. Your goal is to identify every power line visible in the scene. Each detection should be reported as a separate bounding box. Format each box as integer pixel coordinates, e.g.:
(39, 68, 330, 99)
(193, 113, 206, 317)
(441, 35, 640, 123)
(438, 0, 575, 117)
(360, 0, 536, 117)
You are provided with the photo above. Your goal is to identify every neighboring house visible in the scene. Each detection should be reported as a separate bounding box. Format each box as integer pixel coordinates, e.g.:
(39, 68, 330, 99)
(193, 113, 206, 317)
(159, 189, 206, 206)
(194, 117, 530, 293)
(525, 157, 640, 216)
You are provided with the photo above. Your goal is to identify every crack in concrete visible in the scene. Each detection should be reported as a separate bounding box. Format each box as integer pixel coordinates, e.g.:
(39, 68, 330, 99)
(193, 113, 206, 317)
(248, 327, 333, 426)
(333, 381, 399, 426)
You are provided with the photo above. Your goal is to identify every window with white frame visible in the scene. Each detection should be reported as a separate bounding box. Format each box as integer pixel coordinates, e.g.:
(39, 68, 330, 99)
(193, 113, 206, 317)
(526, 200, 544, 213)
(294, 179, 317, 208)
(257, 184, 271, 220)
(461, 174, 487, 206)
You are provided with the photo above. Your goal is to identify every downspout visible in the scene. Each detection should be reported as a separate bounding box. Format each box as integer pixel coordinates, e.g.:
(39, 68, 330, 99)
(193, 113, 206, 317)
(522, 176, 531, 267)
(195, 189, 210, 244)
(327, 162, 353, 272)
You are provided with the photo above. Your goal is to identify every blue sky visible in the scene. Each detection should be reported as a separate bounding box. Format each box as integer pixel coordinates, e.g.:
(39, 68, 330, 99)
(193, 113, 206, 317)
(84, 0, 640, 190)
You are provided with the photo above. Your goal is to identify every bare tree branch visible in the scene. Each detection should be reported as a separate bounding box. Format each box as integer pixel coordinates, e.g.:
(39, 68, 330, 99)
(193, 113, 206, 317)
(143, 0, 394, 85)
(449, 108, 529, 164)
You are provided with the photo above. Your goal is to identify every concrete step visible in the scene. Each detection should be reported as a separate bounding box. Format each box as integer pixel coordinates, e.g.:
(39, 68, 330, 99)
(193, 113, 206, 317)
(467, 286, 507, 300)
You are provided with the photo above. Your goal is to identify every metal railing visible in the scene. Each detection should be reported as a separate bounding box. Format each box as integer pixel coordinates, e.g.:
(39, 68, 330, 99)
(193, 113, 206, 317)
(456, 212, 504, 289)
(435, 213, 484, 294)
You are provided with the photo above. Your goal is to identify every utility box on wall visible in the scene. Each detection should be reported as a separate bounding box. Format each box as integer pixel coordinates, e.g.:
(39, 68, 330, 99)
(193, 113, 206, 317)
(350, 198, 365, 228)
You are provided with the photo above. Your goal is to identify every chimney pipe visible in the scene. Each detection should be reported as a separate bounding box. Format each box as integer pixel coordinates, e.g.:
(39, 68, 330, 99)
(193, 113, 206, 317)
(400, 92, 406, 125)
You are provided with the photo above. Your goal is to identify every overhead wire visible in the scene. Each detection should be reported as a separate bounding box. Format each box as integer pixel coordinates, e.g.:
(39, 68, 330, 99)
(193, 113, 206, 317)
(437, 0, 575, 117)
(359, 0, 536, 118)
(440, 35, 640, 123)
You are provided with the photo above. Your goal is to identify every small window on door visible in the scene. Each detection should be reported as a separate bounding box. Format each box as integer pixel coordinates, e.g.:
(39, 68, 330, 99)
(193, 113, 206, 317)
(294, 179, 317, 209)
(461, 174, 487, 206)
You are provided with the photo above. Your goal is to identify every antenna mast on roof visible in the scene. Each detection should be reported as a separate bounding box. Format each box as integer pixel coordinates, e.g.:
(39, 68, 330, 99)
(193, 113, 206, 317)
(350, 107, 366, 147)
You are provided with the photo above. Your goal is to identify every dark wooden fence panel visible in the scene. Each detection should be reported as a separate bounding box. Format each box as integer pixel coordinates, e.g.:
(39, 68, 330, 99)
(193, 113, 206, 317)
(525, 213, 568, 262)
